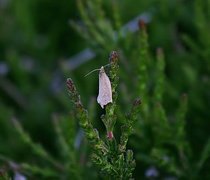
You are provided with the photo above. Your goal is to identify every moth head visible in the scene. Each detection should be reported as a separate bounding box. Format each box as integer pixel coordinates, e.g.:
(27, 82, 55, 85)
(99, 66, 105, 76)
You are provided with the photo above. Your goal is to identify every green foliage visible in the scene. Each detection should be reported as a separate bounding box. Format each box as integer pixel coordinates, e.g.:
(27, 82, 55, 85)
(0, 0, 210, 179)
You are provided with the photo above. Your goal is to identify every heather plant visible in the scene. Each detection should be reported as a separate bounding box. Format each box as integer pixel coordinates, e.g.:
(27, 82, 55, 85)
(67, 51, 140, 179)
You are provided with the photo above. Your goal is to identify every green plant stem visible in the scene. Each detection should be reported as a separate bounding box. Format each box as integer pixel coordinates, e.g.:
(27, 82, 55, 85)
(66, 79, 108, 156)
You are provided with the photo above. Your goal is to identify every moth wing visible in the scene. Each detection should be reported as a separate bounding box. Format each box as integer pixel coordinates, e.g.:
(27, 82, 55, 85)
(97, 71, 112, 108)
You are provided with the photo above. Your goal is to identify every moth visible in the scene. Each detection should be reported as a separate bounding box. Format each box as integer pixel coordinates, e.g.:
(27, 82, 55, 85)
(97, 66, 112, 108)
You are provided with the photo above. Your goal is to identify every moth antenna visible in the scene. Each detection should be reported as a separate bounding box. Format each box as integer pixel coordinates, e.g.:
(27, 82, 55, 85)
(84, 63, 110, 77)
(84, 68, 100, 77)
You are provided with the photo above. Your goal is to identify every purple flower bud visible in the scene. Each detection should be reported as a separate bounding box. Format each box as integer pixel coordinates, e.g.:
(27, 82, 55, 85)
(109, 51, 118, 64)
(66, 78, 76, 93)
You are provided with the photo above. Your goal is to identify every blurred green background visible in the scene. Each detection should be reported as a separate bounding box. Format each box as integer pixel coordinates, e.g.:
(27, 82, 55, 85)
(0, 0, 210, 179)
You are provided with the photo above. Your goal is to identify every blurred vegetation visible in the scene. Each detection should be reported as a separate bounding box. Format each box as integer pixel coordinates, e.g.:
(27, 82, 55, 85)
(0, 0, 210, 179)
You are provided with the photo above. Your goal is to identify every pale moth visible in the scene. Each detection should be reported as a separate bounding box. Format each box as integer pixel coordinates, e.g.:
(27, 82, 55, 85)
(97, 66, 112, 108)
